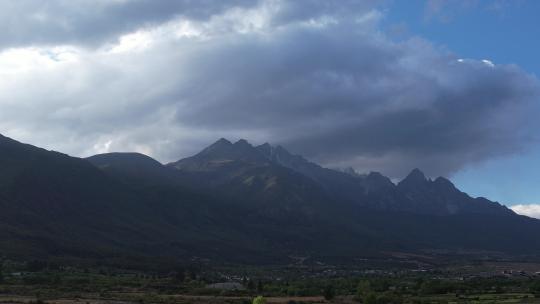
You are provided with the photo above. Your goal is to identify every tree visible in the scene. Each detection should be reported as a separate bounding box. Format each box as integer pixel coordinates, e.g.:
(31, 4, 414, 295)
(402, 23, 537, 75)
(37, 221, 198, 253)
(363, 292, 377, 304)
(530, 280, 540, 298)
(257, 280, 264, 293)
(174, 268, 185, 282)
(356, 280, 372, 299)
(377, 292, 403, 304)
(371, 278, 390, 292)
(252, 296, 266, 304)
(323, 284, 335, 301)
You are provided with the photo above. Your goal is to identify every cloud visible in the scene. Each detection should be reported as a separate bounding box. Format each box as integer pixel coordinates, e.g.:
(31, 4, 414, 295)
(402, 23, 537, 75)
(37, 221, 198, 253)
(0, 0, 258, 49)
(510, 204, 540, 219)
(0, 0, 539, 179)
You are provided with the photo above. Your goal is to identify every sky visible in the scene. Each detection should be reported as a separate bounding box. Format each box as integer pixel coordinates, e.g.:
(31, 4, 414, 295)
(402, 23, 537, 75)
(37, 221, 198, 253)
(385, 0, 540, 216)
(0, 0, 539, 217)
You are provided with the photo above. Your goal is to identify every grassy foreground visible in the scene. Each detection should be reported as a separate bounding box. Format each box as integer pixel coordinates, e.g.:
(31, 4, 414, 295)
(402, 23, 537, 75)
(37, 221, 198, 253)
(1, 261, 540, 304)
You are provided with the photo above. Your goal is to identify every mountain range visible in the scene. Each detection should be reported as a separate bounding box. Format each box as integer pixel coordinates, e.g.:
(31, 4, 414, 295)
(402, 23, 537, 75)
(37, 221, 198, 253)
(1, 134, 539, 268)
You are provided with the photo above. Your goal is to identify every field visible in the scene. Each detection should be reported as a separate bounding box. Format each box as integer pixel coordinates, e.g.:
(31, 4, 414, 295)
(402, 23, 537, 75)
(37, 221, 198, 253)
(1, 293, 540, 304)
(2, 260, 540, 304)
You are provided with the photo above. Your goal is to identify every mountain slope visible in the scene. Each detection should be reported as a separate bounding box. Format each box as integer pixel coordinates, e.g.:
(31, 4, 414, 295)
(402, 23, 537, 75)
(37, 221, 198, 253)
(0, 136, 285, 264)
(255, 141, 512, 216)
(0, 135, 158, 259)
(163, 139, 540, 254)
(0, 134, 539, 267)
(168, 139, 334, 212)
(397, 168, 513, 215)
(87, 152, 180, 187)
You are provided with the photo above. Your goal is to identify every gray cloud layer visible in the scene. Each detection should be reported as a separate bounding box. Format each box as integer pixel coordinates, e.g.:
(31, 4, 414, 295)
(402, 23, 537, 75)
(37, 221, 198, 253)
(0, 0, 261, 48)
(0, 0, 538, 178)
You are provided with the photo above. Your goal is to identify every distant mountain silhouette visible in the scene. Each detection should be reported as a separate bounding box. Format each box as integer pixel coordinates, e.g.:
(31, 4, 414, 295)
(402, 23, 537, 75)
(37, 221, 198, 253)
(87, 152, 178, 186)
(396, 169, 511, 215)
(0, 134, 538, 267)
(167, 139, 332, 211)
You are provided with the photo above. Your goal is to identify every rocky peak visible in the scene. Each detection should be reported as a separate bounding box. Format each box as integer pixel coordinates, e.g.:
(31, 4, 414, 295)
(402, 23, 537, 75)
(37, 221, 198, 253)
(257, 142, 272, 154)
(433, 176, 457, 190)
(200, 138, 233, 154)
(398, 168, 429, 190)
(363, 171, 395, 192)
(234, 139, 251, 147)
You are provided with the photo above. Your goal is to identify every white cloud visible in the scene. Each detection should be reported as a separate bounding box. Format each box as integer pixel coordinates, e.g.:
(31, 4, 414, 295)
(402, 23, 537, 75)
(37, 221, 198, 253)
(482, 59, 495, 67)
(109, 31, 155, 54)
(510, 204, 540, 219)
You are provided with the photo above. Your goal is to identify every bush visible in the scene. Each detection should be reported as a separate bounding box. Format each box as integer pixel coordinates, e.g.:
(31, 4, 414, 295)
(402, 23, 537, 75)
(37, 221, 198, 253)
(356, 280, 372, 300)
(376, 292, 403, 304)
(530, 280, 540, 296)
(252, 296, 266, 304)
(363, 292, 377, 304)
(323, 285, 335, 300)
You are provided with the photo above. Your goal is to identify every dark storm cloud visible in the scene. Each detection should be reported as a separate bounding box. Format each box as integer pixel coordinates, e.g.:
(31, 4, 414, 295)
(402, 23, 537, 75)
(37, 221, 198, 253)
(0, 0, 257, 49)
(168, 23, 539, 177)
(0, 0, 539, 178)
